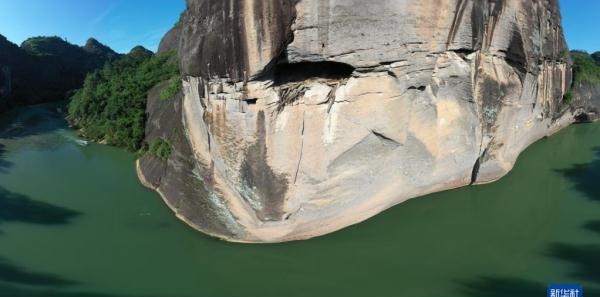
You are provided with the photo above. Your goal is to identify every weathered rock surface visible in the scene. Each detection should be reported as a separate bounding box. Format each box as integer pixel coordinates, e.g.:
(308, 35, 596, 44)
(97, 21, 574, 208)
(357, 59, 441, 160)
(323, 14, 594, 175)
(139, 0, 576, 243)
(157, 23, 181, 55)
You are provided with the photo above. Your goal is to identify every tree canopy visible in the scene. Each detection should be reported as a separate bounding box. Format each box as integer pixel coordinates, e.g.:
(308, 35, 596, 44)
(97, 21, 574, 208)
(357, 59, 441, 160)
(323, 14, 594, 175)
(68, 48, 178, 151)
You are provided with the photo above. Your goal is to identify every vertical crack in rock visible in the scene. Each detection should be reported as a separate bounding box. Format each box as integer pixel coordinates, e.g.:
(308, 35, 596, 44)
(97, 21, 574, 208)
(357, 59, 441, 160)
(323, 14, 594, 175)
(470, 157, 481, 185)
(294, 111, 306, 184)
(446, 0, 469, 48)
(470, 137, 494, 185)
(483, 0, 505, 51)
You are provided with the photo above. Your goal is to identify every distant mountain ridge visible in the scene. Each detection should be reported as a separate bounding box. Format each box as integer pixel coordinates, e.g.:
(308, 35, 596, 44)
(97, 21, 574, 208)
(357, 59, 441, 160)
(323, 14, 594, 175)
(0, 34, 120, 112)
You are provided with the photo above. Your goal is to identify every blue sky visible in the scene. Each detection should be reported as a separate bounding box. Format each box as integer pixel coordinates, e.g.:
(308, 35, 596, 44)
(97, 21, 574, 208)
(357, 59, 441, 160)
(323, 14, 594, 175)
(561, 0, 600, 53)
(0, 0, 597, 54)
(0, 0, 185, 53)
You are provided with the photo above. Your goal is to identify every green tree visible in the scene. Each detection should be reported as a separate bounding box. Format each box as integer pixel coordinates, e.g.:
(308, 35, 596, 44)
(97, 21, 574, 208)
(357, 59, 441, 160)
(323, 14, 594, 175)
(68, 48, 179, 151)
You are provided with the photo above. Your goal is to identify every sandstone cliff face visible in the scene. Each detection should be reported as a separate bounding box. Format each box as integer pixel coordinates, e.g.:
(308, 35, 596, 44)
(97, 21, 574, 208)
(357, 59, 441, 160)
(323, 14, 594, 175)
(139, 0, 573, 243)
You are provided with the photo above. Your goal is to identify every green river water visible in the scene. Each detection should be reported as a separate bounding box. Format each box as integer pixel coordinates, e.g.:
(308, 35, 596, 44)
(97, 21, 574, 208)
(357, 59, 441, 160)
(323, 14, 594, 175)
(0, 103, 598, 297)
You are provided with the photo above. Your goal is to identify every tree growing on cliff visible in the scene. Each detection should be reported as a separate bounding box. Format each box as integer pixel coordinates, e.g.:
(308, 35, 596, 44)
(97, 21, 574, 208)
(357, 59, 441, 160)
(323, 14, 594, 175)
(67, 47, 178, 151)
(571, 51, 600, 85)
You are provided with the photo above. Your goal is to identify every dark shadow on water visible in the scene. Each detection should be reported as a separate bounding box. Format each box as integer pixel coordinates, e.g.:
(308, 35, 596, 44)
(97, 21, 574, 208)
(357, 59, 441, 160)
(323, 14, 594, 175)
(0, 188, 84, 289)
(584, 220, 600, 234)
(0, 192, 179, 297)
(0, 187, 80, 225)
(0, 257, 76, 287)
(550, 146, 600, 288)
(545, 146, 600, 294)
(547, 243, 600, 286)
(555, 147, 600, 201)
(0, 105, 182, 297)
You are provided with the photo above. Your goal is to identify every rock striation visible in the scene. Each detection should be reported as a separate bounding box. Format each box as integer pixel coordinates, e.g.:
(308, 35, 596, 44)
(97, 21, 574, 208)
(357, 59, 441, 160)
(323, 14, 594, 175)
(139, 0, 576, 243)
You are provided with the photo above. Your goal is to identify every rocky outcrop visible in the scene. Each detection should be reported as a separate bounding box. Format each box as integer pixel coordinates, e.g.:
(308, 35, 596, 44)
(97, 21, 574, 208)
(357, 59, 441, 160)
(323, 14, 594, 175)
(138, 0, 574, 243)
(570, 83, 600, 123)
(83, 38, 120, 61)
(0, 35, 118, 112)
(569, 51, 600, 122)
(592, 52, 600, 63)
(157, 23, 181, 55)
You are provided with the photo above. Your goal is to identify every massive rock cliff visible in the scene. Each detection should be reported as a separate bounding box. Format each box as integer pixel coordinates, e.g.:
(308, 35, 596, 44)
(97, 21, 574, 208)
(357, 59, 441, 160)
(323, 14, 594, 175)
(138, 0, 574, 243)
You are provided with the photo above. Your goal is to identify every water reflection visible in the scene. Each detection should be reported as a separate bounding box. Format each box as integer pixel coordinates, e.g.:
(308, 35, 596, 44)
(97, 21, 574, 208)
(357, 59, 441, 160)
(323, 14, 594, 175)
(548, 243, 600, 285)
(0, 187, 80, 226)
(549, 147, 600, 289)
(0, 103, 66, 140)
(0, 257, 77, 288)
(0, 103, 74, 154)
(0, 143, 12, 173)
(555, 147, 600, 201)
(584, 220, 600, 233)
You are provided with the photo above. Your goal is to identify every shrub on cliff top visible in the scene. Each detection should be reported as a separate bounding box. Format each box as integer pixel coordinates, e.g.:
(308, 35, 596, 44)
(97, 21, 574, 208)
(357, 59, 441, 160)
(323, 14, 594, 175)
(571, 51, 600, 85)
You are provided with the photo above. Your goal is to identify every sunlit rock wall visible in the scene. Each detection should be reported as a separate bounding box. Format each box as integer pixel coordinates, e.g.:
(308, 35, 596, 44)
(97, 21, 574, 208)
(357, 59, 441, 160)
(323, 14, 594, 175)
(139, 0, 573, 243)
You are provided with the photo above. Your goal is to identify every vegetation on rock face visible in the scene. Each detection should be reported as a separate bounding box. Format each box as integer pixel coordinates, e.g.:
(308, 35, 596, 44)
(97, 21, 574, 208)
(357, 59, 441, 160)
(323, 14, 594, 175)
(67, 48, 178, 151)
(571, 50, 600, 85)
(592, 52, 600, 64)
(21, 36, 75, 56)
(160, 76, 181, 100)
(562, 91, 574, 105)
(147, 138, 172, 160)
(174, 11, 185, 27)
(562, 51, 600, 108)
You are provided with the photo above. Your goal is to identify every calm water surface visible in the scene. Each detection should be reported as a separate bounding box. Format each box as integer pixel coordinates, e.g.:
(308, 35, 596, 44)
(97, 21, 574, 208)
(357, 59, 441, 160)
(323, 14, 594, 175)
(0, 103, 599, 297)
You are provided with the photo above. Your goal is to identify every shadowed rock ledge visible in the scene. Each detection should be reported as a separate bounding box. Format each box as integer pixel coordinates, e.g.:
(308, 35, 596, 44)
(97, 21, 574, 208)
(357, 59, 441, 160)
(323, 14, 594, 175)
(138, 0, 576, 243)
